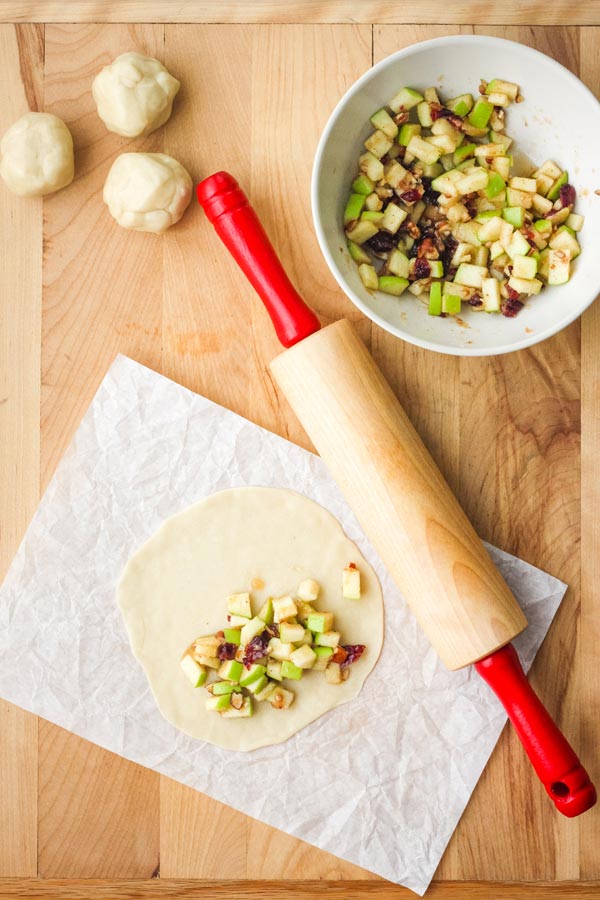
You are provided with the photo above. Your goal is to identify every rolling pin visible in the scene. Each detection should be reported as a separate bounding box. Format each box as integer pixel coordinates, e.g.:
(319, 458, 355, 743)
(197, 171, 596, 818)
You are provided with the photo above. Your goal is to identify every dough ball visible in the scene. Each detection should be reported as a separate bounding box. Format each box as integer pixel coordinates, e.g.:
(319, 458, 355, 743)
(92, 52, 180, 138)
(103, 152, 192, 233)
(0, 112, 74, 198)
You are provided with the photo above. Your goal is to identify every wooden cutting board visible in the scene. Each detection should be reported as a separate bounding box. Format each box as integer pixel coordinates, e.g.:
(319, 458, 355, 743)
(0, 3, 599, 898)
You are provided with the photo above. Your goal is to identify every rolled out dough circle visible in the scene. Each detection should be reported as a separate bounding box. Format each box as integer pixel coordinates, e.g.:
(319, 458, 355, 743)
(118, 487, 384, 751)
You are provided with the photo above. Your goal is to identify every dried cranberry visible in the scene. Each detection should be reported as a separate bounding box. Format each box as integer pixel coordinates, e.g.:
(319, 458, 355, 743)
(366, 231, 397, 254)
(413, 258, 431, 279)
(400, 188, 422, 204)
(506, 285, 520, 301)
(242, 631, 270, 667)
(468, 295, 483, 307)
(559, 183, 576, 208)
(217, 642, 237, 660)
(340, 645, 366, 669)
(423, 186, 440, 205)
(501, 297, 524, 318)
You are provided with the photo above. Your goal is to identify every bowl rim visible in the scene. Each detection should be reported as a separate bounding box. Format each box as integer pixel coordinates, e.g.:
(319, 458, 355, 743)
(311, 34, 600, 357)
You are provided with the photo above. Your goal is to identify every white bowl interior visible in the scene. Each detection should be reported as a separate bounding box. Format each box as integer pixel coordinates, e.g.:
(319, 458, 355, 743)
(313, 36, 600, 355)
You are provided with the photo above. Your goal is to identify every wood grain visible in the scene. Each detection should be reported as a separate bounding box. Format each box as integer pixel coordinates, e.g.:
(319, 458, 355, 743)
(0, 880, 599, 899)
(2, 1, 600, 26)
(37, 22, 165, 880)
(0, 22, 42, 879)
(579, 26, 600, 882)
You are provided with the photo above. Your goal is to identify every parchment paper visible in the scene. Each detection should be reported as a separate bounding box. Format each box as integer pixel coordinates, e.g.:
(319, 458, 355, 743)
(0, 355, 566, 895)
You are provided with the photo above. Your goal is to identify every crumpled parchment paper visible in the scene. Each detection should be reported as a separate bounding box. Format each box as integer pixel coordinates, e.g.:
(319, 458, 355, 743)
(0, 355, 566, 894)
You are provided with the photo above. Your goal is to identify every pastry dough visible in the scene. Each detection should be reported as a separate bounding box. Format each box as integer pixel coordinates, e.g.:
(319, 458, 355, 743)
(0, 112, 74, 198)
(118, 488, 384, 751)
(92, 52, 179, 137)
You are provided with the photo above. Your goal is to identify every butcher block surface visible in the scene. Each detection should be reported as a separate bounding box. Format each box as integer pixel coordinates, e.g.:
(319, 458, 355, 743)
(0, 3, 599, 898)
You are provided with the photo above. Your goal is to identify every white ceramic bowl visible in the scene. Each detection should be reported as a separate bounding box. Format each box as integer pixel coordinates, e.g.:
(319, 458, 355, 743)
(312, 35, 600, 356)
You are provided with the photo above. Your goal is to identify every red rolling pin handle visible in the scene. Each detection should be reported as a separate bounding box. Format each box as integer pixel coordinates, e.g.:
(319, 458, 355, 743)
(476, 645, 596, 816)
(197, 172, 320, 348)
(197, 171, 596, 818)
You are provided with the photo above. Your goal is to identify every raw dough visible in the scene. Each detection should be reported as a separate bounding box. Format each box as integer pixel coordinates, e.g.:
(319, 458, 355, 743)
(103, 152, 192, 233)
(0, 112, 74, 198)
(118, 488, 384, 751)
(92, 51, 180, 138)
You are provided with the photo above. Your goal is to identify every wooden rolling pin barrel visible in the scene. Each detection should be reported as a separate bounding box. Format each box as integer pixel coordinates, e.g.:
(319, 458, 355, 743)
(197, 171, 596, 818)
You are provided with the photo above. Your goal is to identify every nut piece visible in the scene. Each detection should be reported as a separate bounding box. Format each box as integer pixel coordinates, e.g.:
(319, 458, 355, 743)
(0, 112, 74, 198)
(103, 152, 192, 233)
(92, 51, 180, 137)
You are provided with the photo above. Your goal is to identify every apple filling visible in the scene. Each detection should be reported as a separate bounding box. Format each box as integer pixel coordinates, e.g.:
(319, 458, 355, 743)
(180, 566, 366, 718)
(344, 78, 583, 317)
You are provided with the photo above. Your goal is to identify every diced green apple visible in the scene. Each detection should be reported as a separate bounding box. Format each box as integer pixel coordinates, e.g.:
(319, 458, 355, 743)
(398, 123, 421, 146)
(545, 206, 571, 228)
(454, 263, 488, 288)
(223, 628, 242, 644)
(441, 293, 461, 315)
(536, 159, 562, 180)
(370, 108, 398, 139)
(281, 660, 303, 680)
(566, 212, 584, 231)
(221, 697, 253, 718)
(383, 159, 408, 188)
(325, 662, 343, 685)
(489, 240, 505, 261)
(502, 206, 525, 229)
(424, 86, 440, 103)
(290, 645, 317, 669)
(359, 151, 384, 182)
(364, 129, 393, 159)
(406, 135, 441, 165)
(481, 277, 501, 312)
(180, 655, 207, 687)
(450, 242, 474, 267)
(381, 202, 408, 234)
(549, 226, 581, 258)
(379, 275, 409, 296)
(508, 275, 542, 295)
(490, 156, 511, 180)
(474, 143, 506, 159)
(240, 616, 266, 645)
(468, 98, 494, 129)
(359, 263, 379, 290)
(227, 592, 252, 618)
(342, 564, 361, 600)
(364, 192, 383, 212)
(490, 131, 512, 150)
(352, 173, 375, 195)
(361, 211, 384, 224)
(509, 176, 536, 193)
(256, 598, 274, 625)
(218, 659, 243, 682)
(193, 633, 221, 656)
(315, 631, 341, 649)
(447, 93, 474, 115)
(344, 193, 366, 225)
(345, 220, 379, 245)
(485, 78, 519, 100)
(246, 675, 269, 695)
(239, 663, 267, 687)
(533, 219, 553, 239)
(206, 694, 232, 712)
(272, 595, 298, 623)
(226, 614, 251, 628)
(427, 133, 458, 155)
(512, 255, 538, 279)
(506, 231, 531, 258)
(389, 86, 423, 112)
(307, 611, 334, 633)
(546, 171, 568, 201)
(267, 686, 295, 709)
(312, 646, 334, 671)
(428, 281, 442, 316)
(417, 100, 434, 127)
(453, 143, 476, 166)
(297, 578, 320, 602)
(266, 659, 283, 681)
(532, 193, 553, 216)
(547, 249, 571, 285)
(388, 249, 410, 279)
(472, 245, 489, 267)
(486, 91, 510, 107)
(211, 681, 240, 696)
(477, 216, 503, 242)
(485, 172, 505, 199)
(294, 599, 315, 624)
(456, 168, 489, 195)
(279, 622, 305, 643)
(429, 260, 444, 278)
(268, 638, 294, 661)
(193, 653, 220, 669)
